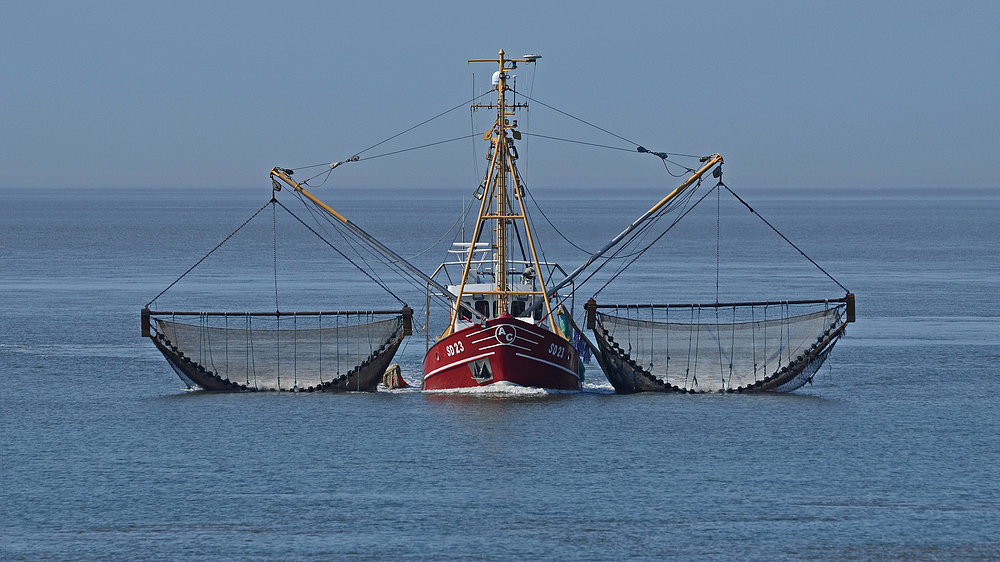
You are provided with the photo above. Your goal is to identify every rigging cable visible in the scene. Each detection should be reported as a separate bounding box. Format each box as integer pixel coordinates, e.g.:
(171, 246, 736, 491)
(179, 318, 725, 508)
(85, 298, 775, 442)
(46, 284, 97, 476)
(288, 190, 401, 297)
(292, 91, 498, 187)
(519, 130, 700, 178)
(146, 200, 272, 308)
(721, 183, 850, 293)
(661, 157, 696, 178)
(541, 183, 708, 321)
(300, 133, 482, 187)
(518, 93, 642, 148)
(516, 92, 706, 163)
(540, 181, 709, 319)
(271, 198, 406, 305)
(519, 132, 634, 153)
(587, 181, 717, 298)
(716, 183, 721, 303)
(285, 189, 460, 311)
(273, 199, 280, 311)
(359, 133, 482, 162)
(356, 94, 491, 157)
(524, 183, 591, 254)
(405, 195, 479, 260)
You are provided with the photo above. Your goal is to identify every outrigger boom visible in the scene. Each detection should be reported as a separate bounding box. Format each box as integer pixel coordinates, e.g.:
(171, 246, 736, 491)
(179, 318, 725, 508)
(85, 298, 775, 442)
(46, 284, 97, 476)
(269, 167, 486, 321)
(523, 152, 724, 316)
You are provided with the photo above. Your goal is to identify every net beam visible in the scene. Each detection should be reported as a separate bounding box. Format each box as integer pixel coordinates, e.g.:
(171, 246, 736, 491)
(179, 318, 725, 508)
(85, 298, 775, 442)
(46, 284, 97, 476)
(586, 297, 851, 394)
(142, 308, 412, 392)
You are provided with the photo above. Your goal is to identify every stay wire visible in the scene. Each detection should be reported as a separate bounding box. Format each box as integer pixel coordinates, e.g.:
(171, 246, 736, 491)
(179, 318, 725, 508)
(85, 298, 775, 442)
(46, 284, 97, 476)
(519, 132, 634, 153)
(560, 198, 674, 306)
(273, 201, 279, 311)
(525, 184, 591, 254)
(359, 133, 482, 162)
(305, 198, 431, 308)
(519, 130, 698, 179)
(293, 182, 474, 263)
(721, 183, 850, 293)
(662, 157, 696, 178)
(518, 144, 699, 260)
(518, 93, 642, 148)
(295, 193, 430, 303)
(355, 93, 491, 157)
(716, 184, 720, 303)
(272, 198, 406, 305)
(517, 92, 707, 163)
(291, 90, 495, 184)
(288, 190, 456, 311)
(301, 133, 483, 187)
(146, 200, 272, 308)
(547, 189, 695, 315)
(406, 195, 479, 260)
(592, 182, 700, 265)
(588, 182, 716, 298)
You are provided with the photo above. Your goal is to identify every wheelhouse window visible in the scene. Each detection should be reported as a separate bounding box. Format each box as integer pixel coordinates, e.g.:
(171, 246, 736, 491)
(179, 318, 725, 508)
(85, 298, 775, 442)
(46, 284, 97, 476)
(511, 300, 526, 317)
(475, 300, 490, 318)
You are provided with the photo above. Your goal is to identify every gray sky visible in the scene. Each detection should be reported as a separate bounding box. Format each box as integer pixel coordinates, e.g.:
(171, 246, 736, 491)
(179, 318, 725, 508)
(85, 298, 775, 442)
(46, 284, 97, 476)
(3, 1, 998, 189)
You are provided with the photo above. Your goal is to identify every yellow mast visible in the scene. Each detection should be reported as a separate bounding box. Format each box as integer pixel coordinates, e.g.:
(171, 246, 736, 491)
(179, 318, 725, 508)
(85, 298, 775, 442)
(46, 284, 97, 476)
(444, 50, 558, 337)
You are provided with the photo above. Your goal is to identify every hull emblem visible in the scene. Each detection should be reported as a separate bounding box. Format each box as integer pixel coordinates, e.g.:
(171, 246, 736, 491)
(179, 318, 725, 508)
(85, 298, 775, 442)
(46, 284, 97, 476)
(470, 357, 494, 383)
(495, 324, 517, 345)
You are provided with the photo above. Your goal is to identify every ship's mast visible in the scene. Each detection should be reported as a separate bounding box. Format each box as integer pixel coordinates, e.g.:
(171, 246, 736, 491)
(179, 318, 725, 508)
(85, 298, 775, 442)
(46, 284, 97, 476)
(445, 50, 557, 337)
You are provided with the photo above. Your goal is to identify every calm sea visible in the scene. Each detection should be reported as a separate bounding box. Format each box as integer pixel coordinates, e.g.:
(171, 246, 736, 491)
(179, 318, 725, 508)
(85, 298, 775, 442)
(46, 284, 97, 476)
(1, 184, 998, 560)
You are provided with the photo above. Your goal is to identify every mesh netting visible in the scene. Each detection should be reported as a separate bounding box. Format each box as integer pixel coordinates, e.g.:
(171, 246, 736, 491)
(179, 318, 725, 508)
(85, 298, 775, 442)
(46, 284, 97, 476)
(152, 313, 403, 391)
(594, 302, 846, 393)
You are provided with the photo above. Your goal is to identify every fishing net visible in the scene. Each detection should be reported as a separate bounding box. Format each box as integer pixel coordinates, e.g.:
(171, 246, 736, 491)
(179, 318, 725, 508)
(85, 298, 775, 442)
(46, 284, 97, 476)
(147, 311, 407, 391)
(591, 299, 848, 393)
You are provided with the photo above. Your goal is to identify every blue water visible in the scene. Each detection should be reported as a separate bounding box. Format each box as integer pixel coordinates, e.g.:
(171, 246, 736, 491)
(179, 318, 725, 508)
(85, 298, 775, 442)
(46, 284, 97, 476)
(2, 185, 998, 560)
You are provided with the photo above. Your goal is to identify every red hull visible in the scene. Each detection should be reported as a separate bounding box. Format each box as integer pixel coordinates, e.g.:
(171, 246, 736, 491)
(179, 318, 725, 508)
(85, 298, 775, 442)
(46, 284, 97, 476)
(423, 316, 581, 391)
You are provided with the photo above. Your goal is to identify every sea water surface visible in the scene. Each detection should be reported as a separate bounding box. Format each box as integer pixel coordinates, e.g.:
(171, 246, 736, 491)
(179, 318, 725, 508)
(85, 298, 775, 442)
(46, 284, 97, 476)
(1, 185, 998, 560)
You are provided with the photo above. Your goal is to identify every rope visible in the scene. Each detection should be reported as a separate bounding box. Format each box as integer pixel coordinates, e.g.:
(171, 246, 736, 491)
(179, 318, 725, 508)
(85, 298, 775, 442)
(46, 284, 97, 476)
(512, 107, 706, 182)
(722, 183, 849, 293)
(518, 93, 642, 148)
(587, 181, 715, 297)
(515, 93, 709, 177)
(288, 91, 496, 172)
(225, 313, 230, 382)
(272, 198, 406, 305)
(293, 313, 297, 389)
(519, 132, 634, 153)
(404, 194, 478, 260)
(692, 306, 701, 387)
(356, 94, 491, 157)
(146, 201, 272, 308)
(361, 133, 481, 162)
(525, 183, 591, 254)
(301, 133, 483, 186)
(287, 190, 455, 312)
(716, 184, 721, 303)
(273, 199, 279, 311)
(751, 305, 758, 381)
(276, 315, 281, 389)
(661, 157, 696, 178)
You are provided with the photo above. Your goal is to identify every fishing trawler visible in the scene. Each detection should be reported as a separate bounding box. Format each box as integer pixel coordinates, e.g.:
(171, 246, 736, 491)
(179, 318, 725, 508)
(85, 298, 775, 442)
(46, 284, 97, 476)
(152, 49, 853, 395)
(265, 50, 774, 392)
(421, 52, 582, 391)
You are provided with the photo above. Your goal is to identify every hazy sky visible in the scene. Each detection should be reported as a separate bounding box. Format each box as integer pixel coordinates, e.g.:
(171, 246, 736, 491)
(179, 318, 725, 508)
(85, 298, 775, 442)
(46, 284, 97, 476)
(3, 1, 998, 189)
